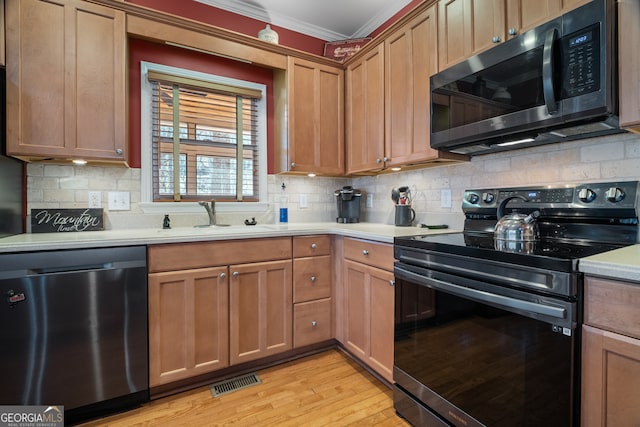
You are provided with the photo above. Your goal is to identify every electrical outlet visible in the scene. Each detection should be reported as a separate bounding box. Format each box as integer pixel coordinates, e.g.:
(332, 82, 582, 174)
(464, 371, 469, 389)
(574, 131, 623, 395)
(300, 194, 308, 209)
(366, 193, 374, 208)
(108, 191, 130, 211)
(88, 191, 101, 208)
(441, 189, 452, 208)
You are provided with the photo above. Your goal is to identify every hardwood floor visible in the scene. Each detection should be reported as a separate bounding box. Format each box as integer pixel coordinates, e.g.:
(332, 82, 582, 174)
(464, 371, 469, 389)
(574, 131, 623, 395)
(79, 349, 410, 426)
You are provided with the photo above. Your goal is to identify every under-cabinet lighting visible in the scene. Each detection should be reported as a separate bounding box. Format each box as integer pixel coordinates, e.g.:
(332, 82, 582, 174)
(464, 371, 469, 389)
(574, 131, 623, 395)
(72, 159, 87, 165)
(390, 167, 402, 171)
(165, 42, 253, 64)
(307, 173, 316, 177)
(496, 137, 536, 147)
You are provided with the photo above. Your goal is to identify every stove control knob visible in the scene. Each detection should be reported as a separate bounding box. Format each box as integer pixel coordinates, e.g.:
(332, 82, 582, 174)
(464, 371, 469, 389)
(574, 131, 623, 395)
(578, 188, 596, 203)
(606, 187, 625, 203)
(482, 192, 495, 204)
(466, 193, 480, 204)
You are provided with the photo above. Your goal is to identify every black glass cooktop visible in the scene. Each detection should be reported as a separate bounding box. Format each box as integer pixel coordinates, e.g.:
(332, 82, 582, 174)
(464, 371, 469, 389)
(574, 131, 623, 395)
(394, 232, 629, 272)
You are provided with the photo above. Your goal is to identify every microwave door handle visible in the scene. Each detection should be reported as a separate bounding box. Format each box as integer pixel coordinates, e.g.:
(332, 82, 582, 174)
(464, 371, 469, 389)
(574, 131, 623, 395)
(542, 28, 559, 114)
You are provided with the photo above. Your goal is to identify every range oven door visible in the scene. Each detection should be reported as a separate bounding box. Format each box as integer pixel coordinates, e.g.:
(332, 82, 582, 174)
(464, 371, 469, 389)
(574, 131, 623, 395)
(393, 262, 579, 427)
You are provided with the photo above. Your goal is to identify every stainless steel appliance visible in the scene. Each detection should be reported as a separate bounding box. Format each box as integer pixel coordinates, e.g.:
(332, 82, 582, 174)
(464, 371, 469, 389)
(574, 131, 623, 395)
(430, 0, 622, 156)
(393, 181, 640, 426)
(0, 246, 149, 424)
(335, 186, 362, 223)
(0, 67, 25, 238)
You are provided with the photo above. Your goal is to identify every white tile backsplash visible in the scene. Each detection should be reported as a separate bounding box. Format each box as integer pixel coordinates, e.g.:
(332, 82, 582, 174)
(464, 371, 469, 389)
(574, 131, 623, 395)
(26, 132, 640, 230)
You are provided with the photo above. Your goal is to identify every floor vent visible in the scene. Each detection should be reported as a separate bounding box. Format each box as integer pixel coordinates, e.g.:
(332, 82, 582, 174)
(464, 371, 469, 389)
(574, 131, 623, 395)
(210, 373, 262, 397)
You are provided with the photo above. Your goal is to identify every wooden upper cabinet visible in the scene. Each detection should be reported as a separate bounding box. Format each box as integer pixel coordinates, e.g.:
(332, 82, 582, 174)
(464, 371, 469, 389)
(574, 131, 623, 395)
(5, 0, 127, 163)
(438, 0, 505, 70)
(276, 57, 344, 176)
(385, 5, 443, 167)
(345, 43, 385, 174)
(618, 0, 640, 132)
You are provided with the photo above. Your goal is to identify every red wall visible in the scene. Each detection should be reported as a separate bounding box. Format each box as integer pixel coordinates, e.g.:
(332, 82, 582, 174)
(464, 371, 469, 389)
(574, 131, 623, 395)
(128, 38, 275, 171)
(126, 0, 327, 55)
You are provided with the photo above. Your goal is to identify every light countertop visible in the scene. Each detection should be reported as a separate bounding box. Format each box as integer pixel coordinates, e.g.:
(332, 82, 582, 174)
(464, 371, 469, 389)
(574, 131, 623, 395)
(579, 245, 640, 282)
(0, 222, 458, 253)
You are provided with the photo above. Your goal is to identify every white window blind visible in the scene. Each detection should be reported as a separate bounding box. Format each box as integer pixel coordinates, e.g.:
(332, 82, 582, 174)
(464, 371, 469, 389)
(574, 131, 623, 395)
(149, 72, 261, 202)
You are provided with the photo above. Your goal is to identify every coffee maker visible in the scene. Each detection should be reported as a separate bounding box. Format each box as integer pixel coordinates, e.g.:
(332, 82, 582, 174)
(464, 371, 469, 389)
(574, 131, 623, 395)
(334, 186, 361, 223)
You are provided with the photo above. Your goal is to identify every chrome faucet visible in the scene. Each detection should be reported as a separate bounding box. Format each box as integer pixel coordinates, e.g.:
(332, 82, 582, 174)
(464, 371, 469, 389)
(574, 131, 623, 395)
(198, 200, 216, 226)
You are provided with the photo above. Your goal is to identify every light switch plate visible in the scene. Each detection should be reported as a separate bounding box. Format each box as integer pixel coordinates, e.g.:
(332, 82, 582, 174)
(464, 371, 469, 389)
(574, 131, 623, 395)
(366, 194, 373, 208)
(300, 194, 308, 209)
(441, 189, 452, 208)
(88, 191, 102, 208)
(108, 191, 130, 211)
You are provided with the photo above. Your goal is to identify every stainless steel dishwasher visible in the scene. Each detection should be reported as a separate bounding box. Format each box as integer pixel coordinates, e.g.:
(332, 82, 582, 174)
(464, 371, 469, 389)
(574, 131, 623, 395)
(0, 246, 148, 423)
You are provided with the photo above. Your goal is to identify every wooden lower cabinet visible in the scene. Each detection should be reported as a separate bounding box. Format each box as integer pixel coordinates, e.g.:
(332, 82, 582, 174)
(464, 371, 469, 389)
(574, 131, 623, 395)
(582, 325, 640, 426)
(343, 259, 395, 383)
(148, 267, 229, 387)
(582, 276, 640, 426)
(294, 298, 332, 348)
(229, 259, 293, 365)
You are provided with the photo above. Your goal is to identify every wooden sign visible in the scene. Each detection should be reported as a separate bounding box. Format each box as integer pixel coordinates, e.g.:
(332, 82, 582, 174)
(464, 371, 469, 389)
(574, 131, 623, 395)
(323, 38, 371, 62)
(31, 208, 104, 233)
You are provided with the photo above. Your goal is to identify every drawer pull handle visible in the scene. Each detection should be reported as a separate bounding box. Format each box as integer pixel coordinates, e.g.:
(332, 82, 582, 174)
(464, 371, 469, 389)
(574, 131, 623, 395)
(310, 276, 317, 283)
(311, 243, 317, 249)
(232, 271, 239, 278)
(311, 320, 317, 327)
(362, 250, 369, 255)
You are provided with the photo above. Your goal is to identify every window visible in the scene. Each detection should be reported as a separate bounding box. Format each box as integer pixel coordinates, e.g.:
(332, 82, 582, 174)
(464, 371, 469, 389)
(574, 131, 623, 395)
(140, 62, 267, 213)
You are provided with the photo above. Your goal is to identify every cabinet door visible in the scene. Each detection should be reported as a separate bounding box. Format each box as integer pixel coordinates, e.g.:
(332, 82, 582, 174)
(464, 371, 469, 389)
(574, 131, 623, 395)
(345, 44, 385, 174)
(342, 259, 394, 382)
(148, 267, 229, 387)
(343, 260, 368, 361)
(286, 57, 344, 175)
(368, 268, 395, 383)
(582, 325, 640, 427)
(506, 0, 561, 36)
(618, 0, 640, 132)
(438, 0, 506, 71)
(5, 0, 126, 162)
(229, 260, 292, 365)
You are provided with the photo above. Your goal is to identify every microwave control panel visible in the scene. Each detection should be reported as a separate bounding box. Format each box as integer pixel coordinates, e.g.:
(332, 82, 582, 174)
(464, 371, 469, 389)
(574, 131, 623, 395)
(562, 24, 600, 98)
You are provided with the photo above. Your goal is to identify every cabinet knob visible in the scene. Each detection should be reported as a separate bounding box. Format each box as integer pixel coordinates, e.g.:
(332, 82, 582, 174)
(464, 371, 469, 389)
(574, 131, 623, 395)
(492, 36, 501, 43)
(232, 271, 239, 278)
(362, 249, 369, 256)
(115, 148, 123, 155)
(376, 158, 382, 164)
(383, 157, 389, 162)
(311, 243, 317, 249)
(389, 280, 395, 287)
(291, 162, 296, 168)
(310, 276, 317, 283)
(311, 320, 317, 327)
(508, 27, 517, 36)
(220, 272, 226, 279)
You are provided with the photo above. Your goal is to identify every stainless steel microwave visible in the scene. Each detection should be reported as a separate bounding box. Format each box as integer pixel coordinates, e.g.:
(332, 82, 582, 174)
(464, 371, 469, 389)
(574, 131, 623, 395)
(430, 0, 623, 156)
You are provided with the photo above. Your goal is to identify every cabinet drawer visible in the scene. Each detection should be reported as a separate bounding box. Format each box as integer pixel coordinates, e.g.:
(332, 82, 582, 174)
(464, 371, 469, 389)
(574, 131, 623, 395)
(293, 235, 331, 257)
(293, 256, 332, 303)
(294, 298, 332, 348)
(343, 237, 393, 270)
(148, 237, 292, 273)
(585, 276, 640, 340)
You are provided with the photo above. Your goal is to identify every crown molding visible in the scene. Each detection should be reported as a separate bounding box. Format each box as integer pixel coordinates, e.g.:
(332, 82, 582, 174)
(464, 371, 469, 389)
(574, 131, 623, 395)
(194, 0, 412, 41)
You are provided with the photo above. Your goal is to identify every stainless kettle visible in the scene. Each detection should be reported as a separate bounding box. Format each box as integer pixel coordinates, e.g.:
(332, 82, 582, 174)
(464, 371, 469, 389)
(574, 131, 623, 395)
(494, 195, 540, 242)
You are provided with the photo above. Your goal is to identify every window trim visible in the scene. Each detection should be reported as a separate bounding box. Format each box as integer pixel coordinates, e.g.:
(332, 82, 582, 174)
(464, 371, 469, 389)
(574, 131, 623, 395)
(140, 61, 268, 214)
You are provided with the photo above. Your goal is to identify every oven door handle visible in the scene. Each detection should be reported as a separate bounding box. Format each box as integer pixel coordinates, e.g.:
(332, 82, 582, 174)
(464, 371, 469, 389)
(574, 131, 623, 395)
(395, 265, 567, 321)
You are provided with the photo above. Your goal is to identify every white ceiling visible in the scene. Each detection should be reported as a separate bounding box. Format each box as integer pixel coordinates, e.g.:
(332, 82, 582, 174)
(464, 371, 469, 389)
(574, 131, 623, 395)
(194, 0, 414, 41)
